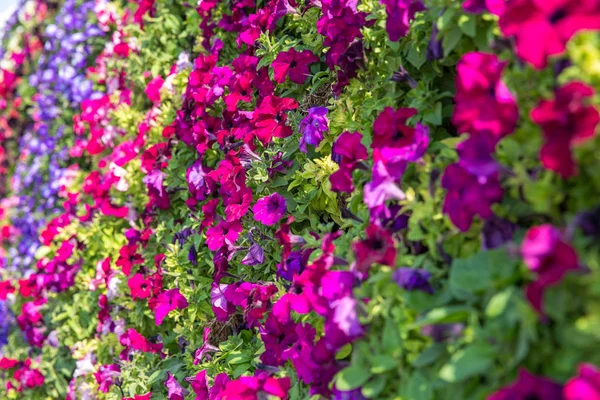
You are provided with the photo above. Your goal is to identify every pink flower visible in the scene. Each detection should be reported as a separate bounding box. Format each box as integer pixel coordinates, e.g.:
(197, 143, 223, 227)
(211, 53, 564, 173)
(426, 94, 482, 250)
(488, 369, 562, 400)
(205, 220, 243, 251)
(252, 95, 298, 145)
(154, 288, 188, 325)
(329, 131, 368, 192)
(119, 328, 163, 358)
(116, 244, 144, 276)
(94, 364, 121, 393)
(253, 193, 287, 226)
(498, 0, 600, 69)
(193, 328, 220, 364)
(220, 372, 291, 399)
(564, 364, 600, 400)
(352, 224, 396, 278)
(272, 48, 319, 84)
(145, 75, 164, 103)
(521, 224, 579, 314)
(531, 82, 599, 178)
(128, 273, 152, 300)
(124, 393, 152, 400)
(452, 52, 518, 140)
(165, 372, 190, 400)
(380, 0, 425, 41)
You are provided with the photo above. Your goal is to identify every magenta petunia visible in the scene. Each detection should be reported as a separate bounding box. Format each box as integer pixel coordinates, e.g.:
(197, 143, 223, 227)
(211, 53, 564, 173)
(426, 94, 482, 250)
(253, 193, 287, 226)
(531, 82, 599, 178)
(521, 224, 579, 315)
(272, 48, 319, 84)
(452, 52, 519, 140)
(462, 0, 487, 13)
(127, 273, 152, 300)
(488, 369, 563, 400)
(205, 220, 243, 251)
(352, 224, 396, 278)
(380, 0, 425, 41)
(165, 372, 190, 400)
(154, 288, 189, 325)
(564, 364, 600, 400)
(145, 75, 164, 103)
(498, 0, 600, 69)
(330, 131, 368, 192)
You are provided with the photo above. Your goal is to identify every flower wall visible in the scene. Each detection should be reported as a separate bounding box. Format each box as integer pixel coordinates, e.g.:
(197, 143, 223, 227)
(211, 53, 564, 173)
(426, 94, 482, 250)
(0, 0, 599, 399)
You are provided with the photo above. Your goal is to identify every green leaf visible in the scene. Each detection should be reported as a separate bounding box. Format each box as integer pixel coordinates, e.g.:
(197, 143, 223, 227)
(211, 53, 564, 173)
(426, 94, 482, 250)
(362, 375, 387, 398)
(439, 343, 496, 382)
(412, 305, 474, 328)
(335, 364, 372, 391)
(458, 14, 476, 37)
(370, 355, 398, 374)
(486, 287, 515, 318)
(147, 370, 166, 386)
(412, 343, 446, 368)
(443, 26, 463, 56)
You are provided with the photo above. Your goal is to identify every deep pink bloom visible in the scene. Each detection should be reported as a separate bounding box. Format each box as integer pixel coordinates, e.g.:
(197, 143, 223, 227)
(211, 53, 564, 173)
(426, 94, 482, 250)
(128, 273, 152, 300)
(253, 193, 287, 226)
(272, 48, 319, 84)
(363, 153, 406, 212)
(224, 187, 253, 222)
(0, 280, 15, 300)
(260, 313, 299, 366)
(189, 370, 210, 400)
(380, 0, 425, 41)
(488, 369, 563, 400)
(521, 224, 579, 314)
(252, 96, 298, 145)
(564, 364, 600, 400)
(453, 52, 518, 140)
(116, 244, 144, 276)
(352, 224, 396, 278)
(498, 0, 600, 69)
(330, 131, 368, 192)
(220, 372, 291, 399)
(145, 75, 164, 103)
(441, 163, 504, 232)
(154, 288, 189, 325)
(531, 82, 599, 178)
(165, 372, 190, 400)
(14, 362, 45, 389)
(205, 220, 243, 251)
(119, 328, 163, 358)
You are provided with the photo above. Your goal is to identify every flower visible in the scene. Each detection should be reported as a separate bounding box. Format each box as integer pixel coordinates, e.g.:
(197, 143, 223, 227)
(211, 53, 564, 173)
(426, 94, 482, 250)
(252, 95, 298, 145)
(392, 267, 434, 293)
(521, 224, 579, 314)
(452, 52, 519, 140)
(330, 131, 368, 192)
(154, 288, 189, 325)
(380, 0, 425, 41)
(253, 193, 287, 226)
(462, 0, 487, 13)
(0, 280, 15, 300)
(272, 48, 319, 84)
(564, 364, 600, 400)
(488, 369, 563, 400)
(531, 82, 599, 178)
(193, 327, 220, 364)
(498, 0, 600, 69)
(299, 107, 328, 152)
(128, 273, 152, 300)
(242, 243, 265, 265)
(441, 163, 504, 232)
(352, 224, 396, 278)
(205, 220, 243, 251)
(119, 328, 163, 358)
(145, 75, 164, 103)
(165, 372, 190, 400)
(124, 394, 152, 400)
(220, 373, 291, 399)
(94, 364, 121, 393)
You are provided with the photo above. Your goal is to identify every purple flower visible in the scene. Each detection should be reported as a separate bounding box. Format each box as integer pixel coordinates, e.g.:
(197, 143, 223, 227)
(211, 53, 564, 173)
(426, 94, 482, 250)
(457, 134, 499, 177)
(299, 107, 329, 152)
(421, 323, 464, 342)
(393, 267, 434, 294)
(481, 216, 516, 250)
(242, 243, 265, 265)
(462, 0, 487, 13)
(253, 193, 287, 226)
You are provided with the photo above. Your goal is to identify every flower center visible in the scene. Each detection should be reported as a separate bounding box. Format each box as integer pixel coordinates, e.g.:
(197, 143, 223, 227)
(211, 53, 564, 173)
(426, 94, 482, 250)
(549, 8, 566, 24)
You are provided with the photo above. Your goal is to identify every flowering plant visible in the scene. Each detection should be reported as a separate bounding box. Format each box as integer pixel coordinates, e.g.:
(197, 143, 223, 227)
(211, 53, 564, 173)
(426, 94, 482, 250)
(0, 0, 599, 399)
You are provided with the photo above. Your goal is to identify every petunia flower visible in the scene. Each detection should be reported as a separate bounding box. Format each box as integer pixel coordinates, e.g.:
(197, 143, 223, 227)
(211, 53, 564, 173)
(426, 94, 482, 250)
(242, 243, 265, 265)
(193, 327, 220, 364)
(252, 95, 298, 145)
(205, 220, 243, 251)
(124, 393, 152, 400)
(392, 267, 434, 293)
(380, 0, 425, 41)
(253, 193, 287, 226)
(154, 288, 189, 325)
(145, 75, 164, 103)
(165, 372, 190, 400)
(498, 0, 600, 69)
(0, 280, 15, 300)
(299, 106, 328, 152)
(531, 82, 599, 178)
(564, 364, 600, 400)
(462, 0, 487, 13)
(272, 48, 319, 84)
(352, 224, 396, 278)
(488, 369, 563, 400)
(94, 364, 121, 393)
(330, 131, 369, 192)
(452, 52, 519, 140)
(521, 224, 579, 315)
(127, 273, 152, 300)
